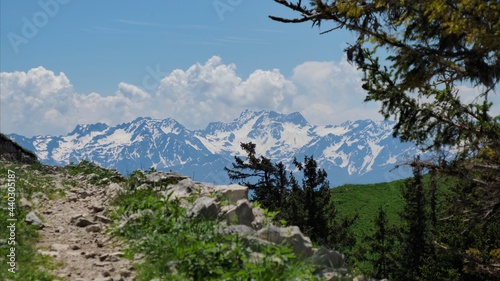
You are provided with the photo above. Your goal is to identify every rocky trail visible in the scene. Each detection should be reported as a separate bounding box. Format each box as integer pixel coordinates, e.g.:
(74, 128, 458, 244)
(31, 172, 135, 281)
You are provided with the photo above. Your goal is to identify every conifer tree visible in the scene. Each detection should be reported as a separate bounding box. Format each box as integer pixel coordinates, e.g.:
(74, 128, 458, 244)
(226, 143, 357, 252)
(395, 161, 429, 280)
(224, 142, 282, 211)
(363, 206, 398, 280)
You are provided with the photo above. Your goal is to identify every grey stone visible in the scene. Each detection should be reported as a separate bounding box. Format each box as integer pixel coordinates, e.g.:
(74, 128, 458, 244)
(145, 171, 188, 185)
(111, 274, 123, 281)
(99, 254, 109, 261)
(211, 184, 248, 204)
(51, 243, 69, 252)
(162, 178, 208, 200)
(85, 252, 97, 259)
(25, 211, 44, 229)
(187, 196, 219, 220)
(220, 224, 256, 237)
(74, 217, 94, 227)
(87, 173, 98, 182)
(251, 207, 265, 229)
(223, 199, 254, 227)
(94, 214, 112, 224)
(19, 197, 32, 210)
(91, 201, 105, 213)
(38, 250, 58, 257)
(86, 224, 102, 233)
(312, 247, 345, 270)
(119, 270, 132, 278)
(255, 225, 313, 257)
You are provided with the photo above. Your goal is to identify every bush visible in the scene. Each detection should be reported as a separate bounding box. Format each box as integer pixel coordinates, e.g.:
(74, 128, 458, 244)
(110, 185, 318, 280)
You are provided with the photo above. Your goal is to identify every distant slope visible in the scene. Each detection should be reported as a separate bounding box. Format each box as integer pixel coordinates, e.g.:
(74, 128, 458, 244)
(332, 180, 406, 242)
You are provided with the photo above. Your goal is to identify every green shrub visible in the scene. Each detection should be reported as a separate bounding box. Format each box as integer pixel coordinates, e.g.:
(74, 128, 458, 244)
(110, 186, 318, 280)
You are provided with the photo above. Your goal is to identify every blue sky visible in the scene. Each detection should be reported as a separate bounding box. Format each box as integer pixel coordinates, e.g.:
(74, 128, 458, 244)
(2, 1, 354, 94)
(2, 1, 496, 137)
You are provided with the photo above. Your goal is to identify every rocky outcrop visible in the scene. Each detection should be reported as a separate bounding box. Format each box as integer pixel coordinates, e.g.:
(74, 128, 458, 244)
(0, 133, 38, 164)
(127, 172, 354, 280)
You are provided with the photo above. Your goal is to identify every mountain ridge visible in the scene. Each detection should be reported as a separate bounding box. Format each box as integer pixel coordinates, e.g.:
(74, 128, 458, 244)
(7, 110, 419, 186)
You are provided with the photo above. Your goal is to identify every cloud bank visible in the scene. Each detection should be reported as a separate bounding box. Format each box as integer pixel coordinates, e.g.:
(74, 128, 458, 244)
(1, 56, 384, 136)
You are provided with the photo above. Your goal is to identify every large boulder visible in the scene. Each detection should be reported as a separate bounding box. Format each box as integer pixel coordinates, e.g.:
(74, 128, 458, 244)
(161, 178, 209, 201)
(221, 199, 255, 227)
(256, 225, 314, 257)
(211, 184, 248, 204)
(188, 197, 219, 220)
(220, 224, 256, 237)
(312, 247, 346, 270)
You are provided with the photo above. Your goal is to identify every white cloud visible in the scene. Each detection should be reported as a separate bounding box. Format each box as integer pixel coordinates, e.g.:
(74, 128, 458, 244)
(290, 59, 382, 125)
(0, 56, 386, 137)
(154, 56, 297, 129)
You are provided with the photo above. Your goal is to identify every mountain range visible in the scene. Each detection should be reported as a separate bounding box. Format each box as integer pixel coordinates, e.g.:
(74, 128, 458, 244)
(7, 110, 421, 186)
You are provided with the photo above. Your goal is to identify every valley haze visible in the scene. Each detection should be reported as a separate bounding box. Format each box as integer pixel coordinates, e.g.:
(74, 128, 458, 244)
(7, 110, 420, 186)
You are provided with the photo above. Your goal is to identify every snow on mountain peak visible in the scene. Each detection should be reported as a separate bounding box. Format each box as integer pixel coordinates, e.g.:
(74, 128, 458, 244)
(8, 110, 421, 186)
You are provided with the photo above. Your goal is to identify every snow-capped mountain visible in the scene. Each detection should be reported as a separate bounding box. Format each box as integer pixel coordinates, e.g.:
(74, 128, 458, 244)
(7, 110, 421, 186)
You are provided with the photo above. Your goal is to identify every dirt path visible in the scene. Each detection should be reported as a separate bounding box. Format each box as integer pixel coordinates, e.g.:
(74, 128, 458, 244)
(35, 174, 135, 281)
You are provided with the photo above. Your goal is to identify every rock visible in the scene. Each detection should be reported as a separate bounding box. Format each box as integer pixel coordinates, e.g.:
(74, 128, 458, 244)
(94, 214, 113, 224)
(211, 184, 248, 204)
(317, 270, 345, 281)
(145, 171, 188, 186)
(162, 178, 208, 200)
(312, 247, 345, 270)
(38, 250, 58, 257)
(100, 252, 123, 262)
(86, 224, 102, 233)
(251, 207, 265, 229)
(248, 252, 283, 265)
(51, 243, 70, 252)
(187, 196, 219, 220)
(223, 199, 254, 227)
(78, 190, 92, 199)
(220, 224, 256, 237)
(256, 225, 313, 257)
(25, 211, 44, 229)
(85, 252, 98, 259)
(70, 214, 83, 223)
(19, 197, 32, 210)
(99, 254, 109, 261)
(106, 182, 125, 199)
(91, 201, 105, 213)
(120, 270, 132, 278)
(74, 217, 94, 227)
(111, 274, 123, 281)
(66, 194, 78, 202)
(99, 177, 110, 185)
(87, 173, 98, 182)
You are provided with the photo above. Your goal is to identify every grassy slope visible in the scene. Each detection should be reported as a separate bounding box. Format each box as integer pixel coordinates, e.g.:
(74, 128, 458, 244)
(332, 179, 406, 242)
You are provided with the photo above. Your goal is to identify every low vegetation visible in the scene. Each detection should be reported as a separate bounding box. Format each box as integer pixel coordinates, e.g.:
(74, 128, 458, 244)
(109, 184, 318, 281)
(0, 162, 62, 281)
